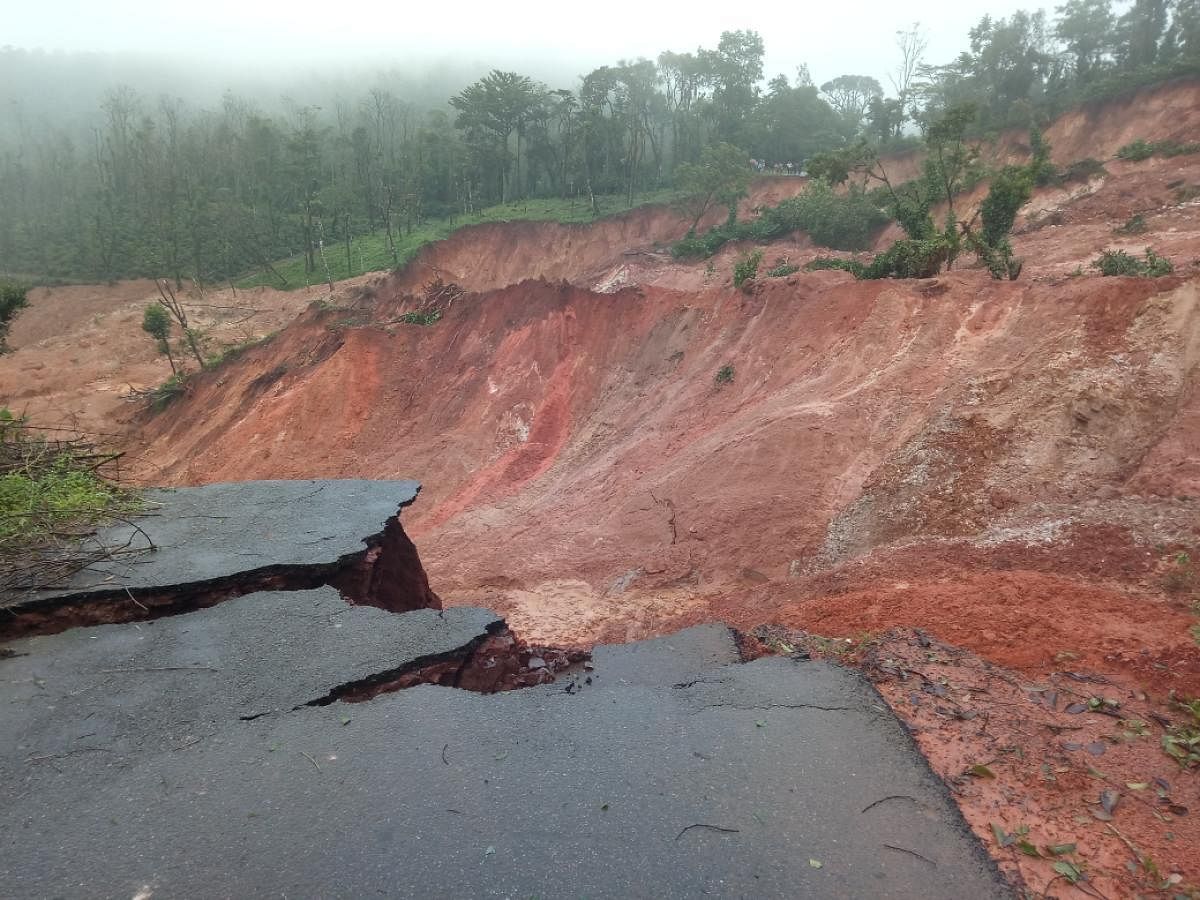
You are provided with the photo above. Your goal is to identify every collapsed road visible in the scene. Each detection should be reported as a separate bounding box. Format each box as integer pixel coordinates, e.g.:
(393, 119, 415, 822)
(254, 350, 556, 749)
(0, 479, 1010, 897)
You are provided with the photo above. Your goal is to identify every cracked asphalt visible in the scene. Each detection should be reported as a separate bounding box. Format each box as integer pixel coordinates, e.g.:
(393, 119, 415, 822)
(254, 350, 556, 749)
(1, 591, 1010, 898)
(8, 479, 420, 607)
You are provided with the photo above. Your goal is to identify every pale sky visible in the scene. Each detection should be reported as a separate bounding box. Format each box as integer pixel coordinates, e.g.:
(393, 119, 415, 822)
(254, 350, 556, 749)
(6, 0, 1055, 90)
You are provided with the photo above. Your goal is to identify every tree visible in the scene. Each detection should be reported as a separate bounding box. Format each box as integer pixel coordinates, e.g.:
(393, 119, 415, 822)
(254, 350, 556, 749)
(1055, 0, 1116, 83)
(155, 279, 205, 368)
(701, 31, 765, 143)
(820, 75, 883, 134)
(450, 70, 539, 204)
(890, 24, 929, 135)
(141, 303, 177, 374)
(1116, 0, 1170, 69)
(675, 142, 751, 231)
(0, 281, 28, 353)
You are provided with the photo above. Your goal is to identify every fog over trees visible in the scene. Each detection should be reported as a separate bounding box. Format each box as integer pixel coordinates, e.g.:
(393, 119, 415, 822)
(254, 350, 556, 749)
(1, 0, 1197, 284)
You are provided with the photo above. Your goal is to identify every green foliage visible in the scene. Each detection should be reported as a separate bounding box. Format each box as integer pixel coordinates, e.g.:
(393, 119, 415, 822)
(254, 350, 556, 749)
(1028, 126, 1057, 186)
(809, 238, 952, 281)
(398, 309, 443, 326)
(140, 304, 171, 342)
(806, 142, 875, 186)
(805, 257, 866, 276)
(0, 280, 29, 353)
(1117, 139, 1200, 161)
(766, 260, 800, 277)
(672, 182, 887, 259)
(1161, 695, 1200, 769)
(862, 237, 953, 279)
(732, 250, 763, 288)
(980, 165, 1034, 247)
(763, 182, 888, 250)
(715, 364, 735, 385)
(675, 142, 753, 231)
(241, 191, 678, 290)
(1094, 248, 1174, 276)
(0, 410, 136, 547)
(149, 373, 189, 410)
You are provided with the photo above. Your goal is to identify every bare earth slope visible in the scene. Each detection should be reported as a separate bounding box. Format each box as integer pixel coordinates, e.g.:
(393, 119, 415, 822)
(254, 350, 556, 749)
(5, 80, 1200, 897)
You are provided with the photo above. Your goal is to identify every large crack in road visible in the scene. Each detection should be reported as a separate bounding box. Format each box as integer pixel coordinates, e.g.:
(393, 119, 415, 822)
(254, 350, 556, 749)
(0, 478, 1013, 898)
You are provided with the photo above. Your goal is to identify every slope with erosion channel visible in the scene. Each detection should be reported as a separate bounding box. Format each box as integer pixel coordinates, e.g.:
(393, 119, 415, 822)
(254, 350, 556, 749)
(127, 270, 1200, 673)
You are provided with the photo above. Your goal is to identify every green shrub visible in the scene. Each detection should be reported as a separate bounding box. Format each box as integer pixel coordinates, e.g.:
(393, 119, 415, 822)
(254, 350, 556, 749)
(766, 261, 800, 277)
(399, 309, 443, 326)
(1117, 139, 1200, 162)
(1094, 248, 1174, 276)
(980, 166, 1034, 247)
(715, 364, 735, 385)
(733, 250, 763, 288)
(672, 181, 888, 259)
(806, 257, 866, 276)
(1117, 139, 1155, 162)
(0, 280, 29, 353)
(0, 409, 138, 572)
(149, 373, 189, 409)
(862, 238, 952, 279)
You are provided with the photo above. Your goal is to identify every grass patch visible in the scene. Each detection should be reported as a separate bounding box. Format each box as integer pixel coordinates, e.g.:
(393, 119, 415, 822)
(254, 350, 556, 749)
(0, 410, 141, 592)
(236, 190, 680, 291)
(715, 364, 735, 385)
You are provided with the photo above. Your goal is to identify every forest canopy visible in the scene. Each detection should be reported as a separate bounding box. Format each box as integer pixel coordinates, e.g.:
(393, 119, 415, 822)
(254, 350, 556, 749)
(1, 0, 1197, 285)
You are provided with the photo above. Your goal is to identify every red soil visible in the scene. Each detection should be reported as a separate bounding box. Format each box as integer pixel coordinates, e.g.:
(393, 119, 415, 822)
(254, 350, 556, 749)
(6, 79, 1200, 897)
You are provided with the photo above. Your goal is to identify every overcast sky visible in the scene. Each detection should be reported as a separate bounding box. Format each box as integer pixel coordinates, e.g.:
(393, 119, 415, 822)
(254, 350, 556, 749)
(7, 0, 1054, 89)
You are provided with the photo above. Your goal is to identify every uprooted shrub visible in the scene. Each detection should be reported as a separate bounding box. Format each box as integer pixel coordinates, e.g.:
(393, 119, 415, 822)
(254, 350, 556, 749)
(0, 409, 141, 592)
(1093, 249, 1174, 277)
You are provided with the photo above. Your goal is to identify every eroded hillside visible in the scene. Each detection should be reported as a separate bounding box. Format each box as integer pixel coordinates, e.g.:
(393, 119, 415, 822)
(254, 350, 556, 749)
(5, 79, 1200, 897)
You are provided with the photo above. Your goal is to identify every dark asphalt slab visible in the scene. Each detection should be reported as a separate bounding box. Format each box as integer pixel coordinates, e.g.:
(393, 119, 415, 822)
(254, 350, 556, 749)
(10, 479, 420, 606)
(1, 590, 1010, 899)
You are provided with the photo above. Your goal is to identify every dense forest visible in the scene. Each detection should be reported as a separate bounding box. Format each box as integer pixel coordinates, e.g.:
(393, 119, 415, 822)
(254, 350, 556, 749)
(2, 0, 1198, 285)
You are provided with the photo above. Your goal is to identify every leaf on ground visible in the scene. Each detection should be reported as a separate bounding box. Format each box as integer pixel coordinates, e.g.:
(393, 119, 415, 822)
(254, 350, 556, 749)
(1085, 742, 1106, 757)
(1126, 782, 1148, 790)
(967, 764, 996, 778)
(808, 859, 823, 869)
(991, 823, 1013, 847)
(484, 846, 496, 858)
(755, 720, 766, 728)
(1045, 843, 1076, 856)
(1017, 840, 1041, 858)
(1053, 860, 1083, 884)
(1065, 702, 1088, 714)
